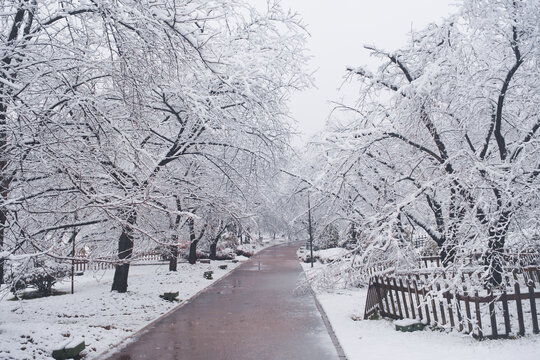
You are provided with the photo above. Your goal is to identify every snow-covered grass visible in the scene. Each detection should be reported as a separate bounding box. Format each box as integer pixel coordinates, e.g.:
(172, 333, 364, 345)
(297, 246, 349, 264)
(0, 249, 263, 360)
(302, 264, 540, 360)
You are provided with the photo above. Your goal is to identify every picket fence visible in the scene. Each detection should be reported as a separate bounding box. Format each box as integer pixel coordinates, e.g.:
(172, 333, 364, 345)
(364, 269, 540, 339)
(73, 252, 165, 272)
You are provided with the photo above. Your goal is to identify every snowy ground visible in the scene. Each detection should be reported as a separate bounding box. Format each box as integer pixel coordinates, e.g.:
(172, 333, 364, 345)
(0, 240, 277, 360)
(302, 264, 540, 360)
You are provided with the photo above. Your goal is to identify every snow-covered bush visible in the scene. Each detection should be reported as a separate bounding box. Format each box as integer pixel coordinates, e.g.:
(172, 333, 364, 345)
(8, 257, 70, 297)
(236, 244, 255, 258)
(315, 224, 340, 250)
(215, 247, 236, 261)
(317, 248, 349, 263)
(341, 223, 360, 249)
(298, 247, 349, 264)
(211, 231, 239, 260)
(421, 239, 439, 257)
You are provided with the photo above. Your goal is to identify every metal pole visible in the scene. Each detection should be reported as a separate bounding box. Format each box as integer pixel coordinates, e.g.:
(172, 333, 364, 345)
(71, 229, 75, 294)
(71, 211, 78, 294)
(308, 194, 314, 268)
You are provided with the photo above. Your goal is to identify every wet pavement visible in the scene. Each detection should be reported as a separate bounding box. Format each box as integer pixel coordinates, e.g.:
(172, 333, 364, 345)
(107, 242, 341, 360)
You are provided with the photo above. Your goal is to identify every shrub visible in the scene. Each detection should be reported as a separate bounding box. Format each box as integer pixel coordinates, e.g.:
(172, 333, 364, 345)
(9, 258, 70, 297)
(315, 224, 340, 250)
(159, 291, 179, 302)
(236, 245, 255, 258)
(215, 247, 235, 260)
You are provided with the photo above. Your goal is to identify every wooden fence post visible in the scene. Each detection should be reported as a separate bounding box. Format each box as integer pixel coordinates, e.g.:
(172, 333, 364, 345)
(528, 282, 539, 334)
(406, 279, 415, 319)
(515, 283, 525, 336)
(446, 290, 455, 328)
(383, 277, 391, 315)
(488, 289, 498, 339)
(393, 278, 403, 318)
(501, 291, 511, 336)
(474, 291, 483, 340)
(399, 278, 410, 318)
(454, 291, 463, 332)
(413, 279, 423, 320)
(387, 277, 397, 317)
(463, 286, 473, 334)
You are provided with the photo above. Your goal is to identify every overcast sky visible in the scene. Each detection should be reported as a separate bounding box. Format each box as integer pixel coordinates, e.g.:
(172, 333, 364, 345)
(269, 0, 460, 143)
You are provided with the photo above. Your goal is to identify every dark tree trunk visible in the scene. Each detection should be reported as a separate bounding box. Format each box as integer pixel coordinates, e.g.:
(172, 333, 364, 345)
(208, 223, 226, 261)
(485, 233, 505, 287)
(209, 241, 217, 261)
(187, 218, 198, 265)
(485, 247, 504, 287)
(188, 240, 199, 265)
(0, 208, 6, 285)
(439, 184, 467, 266)
(111, 212, 136, 292)
(169, 245, 178, 271)
(440, 244, 456, 266)
(112, 262, 130, 293)
(485, 210, 511, 287)
(169, 196, 182, 271)
(0, 2, 36, 286)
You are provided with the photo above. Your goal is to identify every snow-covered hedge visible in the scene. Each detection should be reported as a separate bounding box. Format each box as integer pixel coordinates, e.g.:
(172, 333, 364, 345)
(7, 257, 71, 296)
(298, 247, 349, 264)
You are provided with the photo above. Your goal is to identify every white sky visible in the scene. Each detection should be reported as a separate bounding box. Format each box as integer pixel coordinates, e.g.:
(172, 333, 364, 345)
(267, 0, 460, 144)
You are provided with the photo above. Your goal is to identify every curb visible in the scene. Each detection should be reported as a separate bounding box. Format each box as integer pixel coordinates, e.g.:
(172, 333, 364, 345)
(302, 270, 349, 360)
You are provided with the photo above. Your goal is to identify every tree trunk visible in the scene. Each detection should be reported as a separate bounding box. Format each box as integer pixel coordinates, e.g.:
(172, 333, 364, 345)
(187, 218, 198, 265)
(188, 240, 199, 265)
(485, 211, 511, 287)
(169, 196, 182, 271)
(111, 212, 136, 293)
(440, 186, 465, 266)
(485, 234, 505, 287)
(0, 2, 36, 286)
(209, 241, 217, 260)
(169, 245, 178, 271)
(0, 209, 6, 285)
(0, 93, 10, 286)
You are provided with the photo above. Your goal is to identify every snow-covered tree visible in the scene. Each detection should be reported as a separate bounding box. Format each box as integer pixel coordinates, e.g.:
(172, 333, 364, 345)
(0, 0, 310, 293)
(317, 0, 539, 286)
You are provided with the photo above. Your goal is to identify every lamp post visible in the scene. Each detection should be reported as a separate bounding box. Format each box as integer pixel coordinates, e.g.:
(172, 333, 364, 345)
(307, 194, 314, 268)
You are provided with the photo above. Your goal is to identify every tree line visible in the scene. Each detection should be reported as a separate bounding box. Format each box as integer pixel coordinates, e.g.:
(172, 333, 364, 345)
(0, 0, 310, 293)
(301, 0, 539, 287)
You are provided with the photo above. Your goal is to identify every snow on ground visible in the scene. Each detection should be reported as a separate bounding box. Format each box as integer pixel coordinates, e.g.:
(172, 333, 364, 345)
(0, 246, 267, 360)
(302, 264, 540, 360)
(316, 248, 349, 263)
(297, 246, 349, 264)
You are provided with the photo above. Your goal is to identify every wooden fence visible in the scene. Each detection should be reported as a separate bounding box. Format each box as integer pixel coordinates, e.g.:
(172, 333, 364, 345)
(416, 252, 540, 270)
(364, 271, 540, 339)
(73, 252, 165, 272)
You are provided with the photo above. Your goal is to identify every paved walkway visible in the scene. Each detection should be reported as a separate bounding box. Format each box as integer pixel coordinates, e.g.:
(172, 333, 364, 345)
(107, 242, 342, 360)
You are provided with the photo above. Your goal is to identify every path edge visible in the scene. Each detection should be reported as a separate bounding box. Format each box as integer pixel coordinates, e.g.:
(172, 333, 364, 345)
(303, 270, 349, 360)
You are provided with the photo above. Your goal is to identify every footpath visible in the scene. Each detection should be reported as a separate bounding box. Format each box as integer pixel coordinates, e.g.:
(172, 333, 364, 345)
(106, 242, 343, 360)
